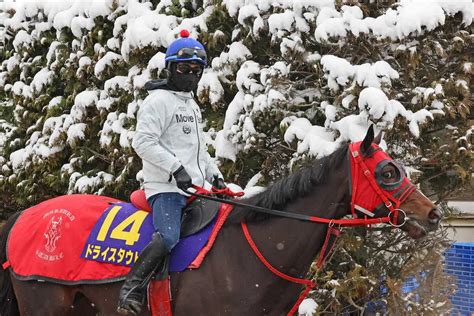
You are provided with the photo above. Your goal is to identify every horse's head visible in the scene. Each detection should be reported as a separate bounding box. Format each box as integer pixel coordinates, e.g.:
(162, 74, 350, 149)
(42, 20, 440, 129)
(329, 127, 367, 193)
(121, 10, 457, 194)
(349, 126, 440, 239)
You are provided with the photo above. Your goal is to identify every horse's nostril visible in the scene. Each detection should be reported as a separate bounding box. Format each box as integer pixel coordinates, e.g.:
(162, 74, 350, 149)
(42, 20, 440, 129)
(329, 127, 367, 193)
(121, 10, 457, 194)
(428, 208, 442, 223)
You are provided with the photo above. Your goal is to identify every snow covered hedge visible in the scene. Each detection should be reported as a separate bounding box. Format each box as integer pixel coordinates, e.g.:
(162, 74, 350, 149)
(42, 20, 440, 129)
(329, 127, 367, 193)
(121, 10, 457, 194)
(0, 0, 472, 313)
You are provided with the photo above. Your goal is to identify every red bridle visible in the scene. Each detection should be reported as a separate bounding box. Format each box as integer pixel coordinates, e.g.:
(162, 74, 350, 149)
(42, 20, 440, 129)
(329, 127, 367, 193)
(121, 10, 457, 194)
(349, 142, 417, 227)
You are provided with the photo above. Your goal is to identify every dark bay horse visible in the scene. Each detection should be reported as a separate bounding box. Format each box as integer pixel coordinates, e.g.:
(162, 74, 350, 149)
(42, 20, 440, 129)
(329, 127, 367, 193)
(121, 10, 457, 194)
(0, 127, 441, 315)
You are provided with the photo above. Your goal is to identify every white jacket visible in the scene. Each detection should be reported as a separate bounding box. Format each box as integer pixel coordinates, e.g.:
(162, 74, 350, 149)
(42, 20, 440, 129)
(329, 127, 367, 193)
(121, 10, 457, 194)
(133, 88, 223, 198)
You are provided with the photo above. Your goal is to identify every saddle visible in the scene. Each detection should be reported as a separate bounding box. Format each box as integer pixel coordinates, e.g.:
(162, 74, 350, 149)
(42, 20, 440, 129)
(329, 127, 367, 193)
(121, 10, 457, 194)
(129, 190, 220, 237)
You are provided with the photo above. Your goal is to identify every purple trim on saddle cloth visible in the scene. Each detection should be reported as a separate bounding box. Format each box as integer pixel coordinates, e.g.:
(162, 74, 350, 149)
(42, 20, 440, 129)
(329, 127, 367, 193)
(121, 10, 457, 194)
(81, 202, 216, 272)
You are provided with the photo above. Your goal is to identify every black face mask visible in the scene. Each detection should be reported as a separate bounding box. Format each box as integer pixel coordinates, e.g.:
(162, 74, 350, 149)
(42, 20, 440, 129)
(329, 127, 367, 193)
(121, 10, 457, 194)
(168, 64, 202, 92)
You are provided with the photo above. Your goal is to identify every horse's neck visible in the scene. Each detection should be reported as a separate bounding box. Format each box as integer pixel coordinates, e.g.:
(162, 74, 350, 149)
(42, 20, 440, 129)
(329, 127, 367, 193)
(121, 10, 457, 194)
(246, 180, 350, 279)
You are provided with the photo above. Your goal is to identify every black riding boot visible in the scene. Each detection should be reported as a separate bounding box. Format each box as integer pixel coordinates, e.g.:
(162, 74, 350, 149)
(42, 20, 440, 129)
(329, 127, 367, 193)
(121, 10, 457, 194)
(117, 233, 167, 315)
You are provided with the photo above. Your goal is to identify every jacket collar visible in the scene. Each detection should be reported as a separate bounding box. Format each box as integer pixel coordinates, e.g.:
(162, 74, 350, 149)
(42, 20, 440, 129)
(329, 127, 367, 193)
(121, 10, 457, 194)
(145, 79, 194, 99)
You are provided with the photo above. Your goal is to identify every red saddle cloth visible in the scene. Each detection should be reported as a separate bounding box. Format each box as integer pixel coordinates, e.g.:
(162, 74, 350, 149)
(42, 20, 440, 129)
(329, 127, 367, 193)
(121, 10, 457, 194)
(6, 194, 130, 282)
(6, 193, 234, 316)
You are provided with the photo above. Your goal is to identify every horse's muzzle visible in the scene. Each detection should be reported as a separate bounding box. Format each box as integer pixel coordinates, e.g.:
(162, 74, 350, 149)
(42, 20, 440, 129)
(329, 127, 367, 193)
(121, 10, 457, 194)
(428, 208, 442, 225)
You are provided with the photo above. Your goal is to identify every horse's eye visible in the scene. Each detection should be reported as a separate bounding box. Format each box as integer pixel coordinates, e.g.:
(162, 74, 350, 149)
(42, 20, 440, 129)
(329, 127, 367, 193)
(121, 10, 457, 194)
(381, 165, 398, 181)
(376, 160, 403, 189)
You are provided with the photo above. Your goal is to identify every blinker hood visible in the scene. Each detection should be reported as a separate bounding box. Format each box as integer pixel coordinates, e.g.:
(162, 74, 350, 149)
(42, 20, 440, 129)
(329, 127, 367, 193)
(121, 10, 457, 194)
(349, 142, 415, 217)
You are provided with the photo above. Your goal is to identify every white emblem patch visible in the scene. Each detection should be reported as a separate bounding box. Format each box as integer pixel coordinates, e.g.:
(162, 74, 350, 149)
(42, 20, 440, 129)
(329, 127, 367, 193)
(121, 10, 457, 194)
(35, 208, 75, 262)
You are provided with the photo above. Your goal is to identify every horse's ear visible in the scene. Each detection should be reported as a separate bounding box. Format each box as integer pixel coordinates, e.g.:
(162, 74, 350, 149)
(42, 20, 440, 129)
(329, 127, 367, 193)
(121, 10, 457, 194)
(360, 125, 374, 155)
(374, 130, 383, 145)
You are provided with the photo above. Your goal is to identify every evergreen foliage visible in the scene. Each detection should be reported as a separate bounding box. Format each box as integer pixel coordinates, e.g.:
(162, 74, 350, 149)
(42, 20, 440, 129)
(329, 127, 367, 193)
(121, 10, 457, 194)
(0, 0, 472, 313)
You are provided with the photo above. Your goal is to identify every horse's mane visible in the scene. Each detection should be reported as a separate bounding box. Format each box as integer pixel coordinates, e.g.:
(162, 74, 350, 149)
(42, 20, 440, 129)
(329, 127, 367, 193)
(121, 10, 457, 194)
(227, 143, 349, 223)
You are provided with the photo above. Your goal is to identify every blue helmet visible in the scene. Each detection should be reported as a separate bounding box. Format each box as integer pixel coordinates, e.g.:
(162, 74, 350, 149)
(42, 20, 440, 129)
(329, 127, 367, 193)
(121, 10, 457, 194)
(165, 30, 207, 67)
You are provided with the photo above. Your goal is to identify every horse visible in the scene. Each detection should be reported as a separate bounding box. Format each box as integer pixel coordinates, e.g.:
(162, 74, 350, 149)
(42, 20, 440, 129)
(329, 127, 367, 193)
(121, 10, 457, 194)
(0, 126, 441, 316)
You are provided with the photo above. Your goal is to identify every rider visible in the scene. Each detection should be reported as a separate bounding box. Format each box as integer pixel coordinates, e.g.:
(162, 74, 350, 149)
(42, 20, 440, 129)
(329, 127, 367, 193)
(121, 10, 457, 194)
(117, 30, 226, 315)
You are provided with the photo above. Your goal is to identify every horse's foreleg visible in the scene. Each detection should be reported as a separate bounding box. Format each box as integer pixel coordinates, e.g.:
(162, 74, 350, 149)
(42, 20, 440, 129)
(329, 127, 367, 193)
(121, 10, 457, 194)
(11, 276, 77, 316)
(78, 281, 151, 316)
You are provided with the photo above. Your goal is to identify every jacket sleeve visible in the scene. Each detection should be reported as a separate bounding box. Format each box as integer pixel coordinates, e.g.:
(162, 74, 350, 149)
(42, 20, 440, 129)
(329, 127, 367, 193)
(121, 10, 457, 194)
(132, 93, 181, 174)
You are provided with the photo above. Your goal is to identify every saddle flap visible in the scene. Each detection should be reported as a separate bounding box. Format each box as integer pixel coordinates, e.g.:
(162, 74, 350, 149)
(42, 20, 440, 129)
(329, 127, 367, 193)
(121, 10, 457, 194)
(181, 198, 220, 237)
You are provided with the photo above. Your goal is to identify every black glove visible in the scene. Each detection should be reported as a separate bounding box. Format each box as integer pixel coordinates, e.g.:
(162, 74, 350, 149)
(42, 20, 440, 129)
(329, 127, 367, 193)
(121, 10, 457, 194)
(212, 175, 227, 189)
(173, 166, 192, 191)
